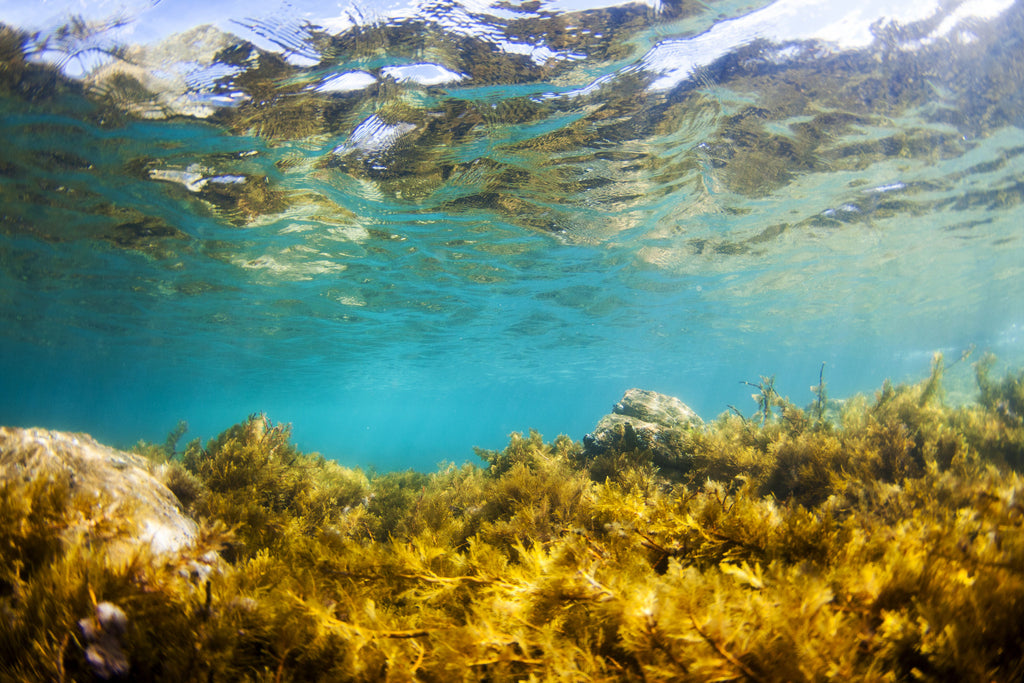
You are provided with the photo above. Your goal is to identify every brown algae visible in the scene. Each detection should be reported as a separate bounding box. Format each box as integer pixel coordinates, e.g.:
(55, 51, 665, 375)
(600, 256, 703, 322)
(1, 353, 1024, 681)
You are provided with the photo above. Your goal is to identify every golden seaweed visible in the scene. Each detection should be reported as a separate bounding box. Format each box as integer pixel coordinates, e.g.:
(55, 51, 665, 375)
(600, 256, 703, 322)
(3, 357, 1024, 681)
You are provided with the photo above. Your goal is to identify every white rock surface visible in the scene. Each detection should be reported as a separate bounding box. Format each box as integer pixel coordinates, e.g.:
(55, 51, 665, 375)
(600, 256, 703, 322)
(0, 426, 198, 556)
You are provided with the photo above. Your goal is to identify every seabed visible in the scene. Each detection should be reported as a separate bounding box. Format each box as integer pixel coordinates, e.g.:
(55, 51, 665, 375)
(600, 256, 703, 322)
(2, 353, 1024, 681)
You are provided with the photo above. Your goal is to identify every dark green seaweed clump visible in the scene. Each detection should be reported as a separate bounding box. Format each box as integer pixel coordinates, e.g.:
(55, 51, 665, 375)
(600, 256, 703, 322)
(3, 354, 1024, 681)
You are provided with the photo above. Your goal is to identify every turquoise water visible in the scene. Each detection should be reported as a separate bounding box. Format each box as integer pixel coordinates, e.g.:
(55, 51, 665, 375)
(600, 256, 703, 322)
(1, 0, 1023, 470)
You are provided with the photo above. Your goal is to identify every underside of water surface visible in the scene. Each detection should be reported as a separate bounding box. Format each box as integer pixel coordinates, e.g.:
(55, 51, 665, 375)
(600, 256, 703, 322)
(1, 0, 1023, 467)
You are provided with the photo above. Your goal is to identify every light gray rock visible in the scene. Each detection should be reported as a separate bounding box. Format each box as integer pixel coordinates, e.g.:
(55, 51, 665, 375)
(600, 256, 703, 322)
(613, 388, 702, 428)
(0, 426, 198, 557)
(582, 389, 703, 472)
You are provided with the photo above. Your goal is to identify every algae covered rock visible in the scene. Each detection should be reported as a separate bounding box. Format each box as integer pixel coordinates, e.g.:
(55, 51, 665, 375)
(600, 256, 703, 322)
(613, 388, 703, 427)
(0, 426, 198, 557)
(583, 388, 703, 476)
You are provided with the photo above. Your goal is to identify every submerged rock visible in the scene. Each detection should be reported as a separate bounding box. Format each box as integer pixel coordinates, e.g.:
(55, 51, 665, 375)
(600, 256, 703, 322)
(0, 426, 198, 557)
(612, 388, 702, 427)
(583, 388, 703, 473)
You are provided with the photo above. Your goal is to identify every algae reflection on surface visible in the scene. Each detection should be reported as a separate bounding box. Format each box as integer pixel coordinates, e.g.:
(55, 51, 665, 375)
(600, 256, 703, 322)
(3, 355, 1024, 681)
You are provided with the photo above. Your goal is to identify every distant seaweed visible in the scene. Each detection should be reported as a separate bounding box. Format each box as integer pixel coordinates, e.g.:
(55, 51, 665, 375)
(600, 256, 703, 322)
(3, 354, 1024, 681)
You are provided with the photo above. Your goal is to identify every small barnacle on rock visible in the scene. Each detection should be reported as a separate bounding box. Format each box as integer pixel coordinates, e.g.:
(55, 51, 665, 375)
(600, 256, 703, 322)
(79, 602, 129, 680)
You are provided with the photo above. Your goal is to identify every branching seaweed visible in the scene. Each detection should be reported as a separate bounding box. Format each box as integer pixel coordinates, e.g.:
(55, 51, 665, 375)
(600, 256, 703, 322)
(4, 358, 1024, 681)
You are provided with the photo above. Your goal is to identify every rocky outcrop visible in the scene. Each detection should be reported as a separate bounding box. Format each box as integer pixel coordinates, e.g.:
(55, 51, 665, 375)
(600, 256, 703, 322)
(0, 426, 198, 557)
(583, 389, 704, 473)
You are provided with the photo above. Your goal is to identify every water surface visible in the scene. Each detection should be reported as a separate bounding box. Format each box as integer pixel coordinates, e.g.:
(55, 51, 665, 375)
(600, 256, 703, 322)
(1, 0, 1022, 468)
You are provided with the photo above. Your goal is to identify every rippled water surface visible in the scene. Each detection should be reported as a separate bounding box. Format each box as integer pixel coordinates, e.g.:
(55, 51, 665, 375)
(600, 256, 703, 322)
(1, 0, 1023, 468)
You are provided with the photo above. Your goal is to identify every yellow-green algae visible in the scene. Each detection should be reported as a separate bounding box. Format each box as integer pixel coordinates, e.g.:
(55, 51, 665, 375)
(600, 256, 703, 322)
(3, 354, 1024, 681)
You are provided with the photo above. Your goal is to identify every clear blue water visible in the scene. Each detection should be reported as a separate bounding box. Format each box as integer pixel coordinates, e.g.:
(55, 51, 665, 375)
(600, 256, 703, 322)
(1, 0, 1023, 470)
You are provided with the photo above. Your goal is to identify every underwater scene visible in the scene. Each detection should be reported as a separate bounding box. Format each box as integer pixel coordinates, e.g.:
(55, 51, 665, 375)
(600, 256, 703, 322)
(2, 0, 1024, 680)
(1, 0, 1023, 466)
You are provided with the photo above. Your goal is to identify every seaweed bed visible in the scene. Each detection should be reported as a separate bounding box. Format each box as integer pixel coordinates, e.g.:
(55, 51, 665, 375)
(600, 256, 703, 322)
(3, 353, 1024, 682)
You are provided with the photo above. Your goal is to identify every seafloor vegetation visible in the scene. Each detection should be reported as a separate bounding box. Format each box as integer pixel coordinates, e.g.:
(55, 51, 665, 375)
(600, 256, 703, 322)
(3, 353, 1024, 681)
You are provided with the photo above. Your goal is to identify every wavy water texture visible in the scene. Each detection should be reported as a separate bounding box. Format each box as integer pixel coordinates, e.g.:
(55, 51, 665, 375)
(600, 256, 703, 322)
(1, 0, 1023, 464)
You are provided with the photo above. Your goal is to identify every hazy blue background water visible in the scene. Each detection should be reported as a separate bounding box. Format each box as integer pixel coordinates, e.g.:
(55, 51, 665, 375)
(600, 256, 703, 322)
(1, 0, 1023, 470)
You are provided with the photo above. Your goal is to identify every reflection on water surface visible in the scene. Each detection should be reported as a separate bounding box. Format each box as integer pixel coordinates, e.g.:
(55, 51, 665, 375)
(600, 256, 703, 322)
(0, 0, 1022, 465)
